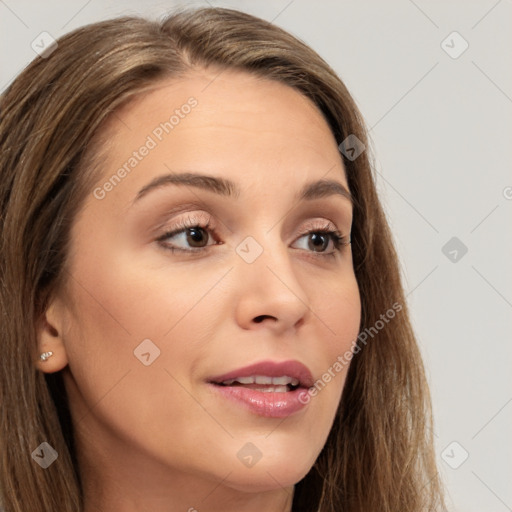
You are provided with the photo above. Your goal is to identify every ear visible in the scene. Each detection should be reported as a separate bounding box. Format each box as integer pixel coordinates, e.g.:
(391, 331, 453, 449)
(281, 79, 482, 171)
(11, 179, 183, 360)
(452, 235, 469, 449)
(35, 298, 69, 373)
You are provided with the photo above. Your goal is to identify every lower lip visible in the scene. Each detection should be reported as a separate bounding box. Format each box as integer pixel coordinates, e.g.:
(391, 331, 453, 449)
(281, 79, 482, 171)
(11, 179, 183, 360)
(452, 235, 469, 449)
(209, 384, 310, 418)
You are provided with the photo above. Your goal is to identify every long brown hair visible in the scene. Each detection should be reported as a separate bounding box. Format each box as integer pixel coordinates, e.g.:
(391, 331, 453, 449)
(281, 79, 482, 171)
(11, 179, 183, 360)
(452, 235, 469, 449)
(0, 7, 445, 511)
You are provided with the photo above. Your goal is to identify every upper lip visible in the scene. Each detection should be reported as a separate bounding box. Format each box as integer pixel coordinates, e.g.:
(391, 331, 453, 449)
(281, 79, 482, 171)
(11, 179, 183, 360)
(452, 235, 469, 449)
(208, 360, 314, 388)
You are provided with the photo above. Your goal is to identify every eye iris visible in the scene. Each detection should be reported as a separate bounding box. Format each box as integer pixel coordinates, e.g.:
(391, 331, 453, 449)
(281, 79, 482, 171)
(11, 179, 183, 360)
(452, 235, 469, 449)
(187, 227, 208, 247)
(309, 233, 328, 252)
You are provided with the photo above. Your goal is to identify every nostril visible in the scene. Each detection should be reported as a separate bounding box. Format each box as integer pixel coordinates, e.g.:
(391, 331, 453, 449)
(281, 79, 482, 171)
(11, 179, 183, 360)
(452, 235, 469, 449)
(253, 315, 274, 323)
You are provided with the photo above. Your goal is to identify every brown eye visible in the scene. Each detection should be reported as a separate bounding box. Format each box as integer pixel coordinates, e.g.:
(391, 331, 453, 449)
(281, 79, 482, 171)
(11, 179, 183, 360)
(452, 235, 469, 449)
(291, 228, 346, 256)
(157, 219, 219, 254)
(184, 227, 209, 248)
(307, 232, 330, 252)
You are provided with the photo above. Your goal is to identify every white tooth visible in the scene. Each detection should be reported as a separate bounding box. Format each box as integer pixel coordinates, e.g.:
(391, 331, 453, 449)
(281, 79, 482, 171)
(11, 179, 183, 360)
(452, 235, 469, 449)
(236, 376, 255, 384)
(274, 385, 289, 393)
(290, 378, 299, 386)
(254, 375, 273, 385)
(272, 376, 292, 385)
(222, 379, 235, 385)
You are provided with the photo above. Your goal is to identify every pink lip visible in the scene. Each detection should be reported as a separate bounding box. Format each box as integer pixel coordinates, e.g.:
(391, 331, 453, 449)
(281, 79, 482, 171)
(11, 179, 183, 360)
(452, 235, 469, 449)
(207, 360, 314, 419)
(208, 360, 314, 388)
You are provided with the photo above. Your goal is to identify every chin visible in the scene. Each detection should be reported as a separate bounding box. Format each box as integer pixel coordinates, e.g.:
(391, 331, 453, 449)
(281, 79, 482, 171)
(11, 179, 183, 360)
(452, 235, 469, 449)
(224, 462, 312, 494)
(218, 447, 317, 493)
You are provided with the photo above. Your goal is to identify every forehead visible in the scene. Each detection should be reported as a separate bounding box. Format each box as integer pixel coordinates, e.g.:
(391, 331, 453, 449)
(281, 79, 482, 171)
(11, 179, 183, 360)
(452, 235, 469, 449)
(113, 69, 332, 134)
(88, 70, 348, 208)
(103, 69, 338, 152)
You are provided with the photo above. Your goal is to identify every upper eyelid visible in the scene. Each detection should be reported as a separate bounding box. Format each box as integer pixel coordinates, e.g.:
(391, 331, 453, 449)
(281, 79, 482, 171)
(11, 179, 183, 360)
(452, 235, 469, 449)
(159, 206, 345, 229)
(159, 215, 342, 238)
(147, 194, 352, 232)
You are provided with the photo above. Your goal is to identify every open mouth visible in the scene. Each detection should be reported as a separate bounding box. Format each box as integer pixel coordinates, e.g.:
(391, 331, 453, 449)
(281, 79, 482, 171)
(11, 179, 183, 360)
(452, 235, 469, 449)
(214, 375, 301, 393)
(207, 359, 314, 418)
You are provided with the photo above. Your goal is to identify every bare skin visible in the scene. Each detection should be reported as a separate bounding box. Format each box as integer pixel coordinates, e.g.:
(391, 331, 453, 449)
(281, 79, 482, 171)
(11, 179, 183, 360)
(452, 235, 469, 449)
(36, 69, 361, 512)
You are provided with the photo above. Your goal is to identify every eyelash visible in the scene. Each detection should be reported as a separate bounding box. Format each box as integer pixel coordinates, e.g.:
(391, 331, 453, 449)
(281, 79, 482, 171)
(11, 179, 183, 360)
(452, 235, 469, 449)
(156, 216, 350, 259)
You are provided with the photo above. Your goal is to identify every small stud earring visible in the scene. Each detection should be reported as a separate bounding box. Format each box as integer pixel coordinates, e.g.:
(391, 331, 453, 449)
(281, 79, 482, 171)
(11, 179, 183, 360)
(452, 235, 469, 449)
(39, 351, 54, 362)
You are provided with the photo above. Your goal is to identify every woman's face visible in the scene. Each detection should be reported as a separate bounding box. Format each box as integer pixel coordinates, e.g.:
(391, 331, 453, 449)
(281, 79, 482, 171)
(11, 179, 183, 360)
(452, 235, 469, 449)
(43, 70, 361, 500)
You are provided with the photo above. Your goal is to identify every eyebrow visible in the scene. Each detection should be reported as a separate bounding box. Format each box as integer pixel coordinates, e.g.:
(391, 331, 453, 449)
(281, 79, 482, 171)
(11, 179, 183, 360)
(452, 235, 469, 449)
(133, 171, 353, 205)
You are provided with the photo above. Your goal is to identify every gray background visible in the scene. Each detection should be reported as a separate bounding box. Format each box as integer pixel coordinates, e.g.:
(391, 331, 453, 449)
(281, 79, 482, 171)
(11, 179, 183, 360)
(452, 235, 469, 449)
(1, 1, 511, 510)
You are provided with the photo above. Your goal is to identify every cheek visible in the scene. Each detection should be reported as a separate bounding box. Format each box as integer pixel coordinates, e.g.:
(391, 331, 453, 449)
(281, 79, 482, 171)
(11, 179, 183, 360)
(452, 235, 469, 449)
(61, 260, 225, 469)
(61, 247, 225, 417)
(305, 272, 361, 398)
(311, 269, 361, 355)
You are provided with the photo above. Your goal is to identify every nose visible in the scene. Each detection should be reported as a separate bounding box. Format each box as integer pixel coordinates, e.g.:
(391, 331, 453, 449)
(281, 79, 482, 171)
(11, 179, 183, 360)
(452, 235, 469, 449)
(234, 236, 310, 334)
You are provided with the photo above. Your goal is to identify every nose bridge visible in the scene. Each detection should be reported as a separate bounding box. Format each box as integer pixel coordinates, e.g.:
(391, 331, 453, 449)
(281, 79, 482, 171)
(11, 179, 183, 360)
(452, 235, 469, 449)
(233, 229, 310, 330)
(236, 229, 297, 288)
